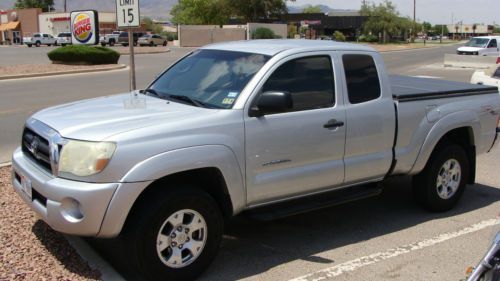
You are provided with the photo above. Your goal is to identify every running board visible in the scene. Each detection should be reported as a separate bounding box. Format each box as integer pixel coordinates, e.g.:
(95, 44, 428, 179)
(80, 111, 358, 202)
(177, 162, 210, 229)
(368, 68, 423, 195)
(244, 183, 383, 221)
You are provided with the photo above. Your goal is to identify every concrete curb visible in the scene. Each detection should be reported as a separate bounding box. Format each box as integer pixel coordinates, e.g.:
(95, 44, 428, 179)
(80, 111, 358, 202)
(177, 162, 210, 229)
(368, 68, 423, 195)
(0, 64, 127, 81)
(119, 48, 171, 55)
(0, 161, 12, 168)
(64, 235, 126, 281)
(444, 54, 497, 69)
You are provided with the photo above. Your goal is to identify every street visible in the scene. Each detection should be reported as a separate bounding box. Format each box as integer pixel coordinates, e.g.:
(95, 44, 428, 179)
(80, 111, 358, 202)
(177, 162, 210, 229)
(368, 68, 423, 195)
(0, 44, 498, 281)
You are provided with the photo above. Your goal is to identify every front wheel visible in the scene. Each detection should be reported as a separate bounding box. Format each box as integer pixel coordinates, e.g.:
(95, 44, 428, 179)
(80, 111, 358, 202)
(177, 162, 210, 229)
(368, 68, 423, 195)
(413, 144, 469, 212)
(122, 186, 223, 281)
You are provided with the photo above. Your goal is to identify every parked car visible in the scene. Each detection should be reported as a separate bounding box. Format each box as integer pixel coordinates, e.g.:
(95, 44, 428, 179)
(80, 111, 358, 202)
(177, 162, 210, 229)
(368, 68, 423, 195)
(100, 31, 121, 47)
(138, 34, 168, 46)
(118, 31, 146, 46)
(471, 64, 500, 87)
(23, 33, 57, 47)
(11, 40, 500, 281)
(56, 32, 72, 46)
(457, 36, 500, 56)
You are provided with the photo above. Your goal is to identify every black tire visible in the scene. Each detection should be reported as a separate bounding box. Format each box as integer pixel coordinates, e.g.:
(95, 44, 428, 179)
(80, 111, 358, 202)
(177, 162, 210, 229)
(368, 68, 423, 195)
(101, 43, 106, 47)
(163, 41, 167, 46)
(413, 144, 469, 212)
(150, 41, 154, 47)
(27, 44, 32, 47)
(47, 44, 51, 46)
(61, 44, 66, 47)
(35, 41, 41, 47)
(133, 41, 138, 46)
(122, 186, 223, 281)
(122, 43, 128, 47)
(109, 40, 115, 47)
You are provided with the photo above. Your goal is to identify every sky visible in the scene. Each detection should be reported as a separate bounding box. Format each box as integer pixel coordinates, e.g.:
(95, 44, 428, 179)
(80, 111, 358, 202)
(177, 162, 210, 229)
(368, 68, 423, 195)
(289, 0, 500, 25)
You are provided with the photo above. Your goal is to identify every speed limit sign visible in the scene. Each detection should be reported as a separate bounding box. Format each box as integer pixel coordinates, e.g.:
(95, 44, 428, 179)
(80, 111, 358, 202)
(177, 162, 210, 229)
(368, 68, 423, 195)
(116, 0, 140, 28)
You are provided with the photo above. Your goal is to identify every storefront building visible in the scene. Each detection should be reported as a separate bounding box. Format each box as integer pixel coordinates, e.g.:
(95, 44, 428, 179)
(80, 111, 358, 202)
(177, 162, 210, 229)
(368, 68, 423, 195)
(0, 8, 41, 45)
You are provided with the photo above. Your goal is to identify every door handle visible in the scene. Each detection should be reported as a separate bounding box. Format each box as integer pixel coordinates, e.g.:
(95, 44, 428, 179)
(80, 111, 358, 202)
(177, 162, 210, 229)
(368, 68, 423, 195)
(323, 119, 344, 129)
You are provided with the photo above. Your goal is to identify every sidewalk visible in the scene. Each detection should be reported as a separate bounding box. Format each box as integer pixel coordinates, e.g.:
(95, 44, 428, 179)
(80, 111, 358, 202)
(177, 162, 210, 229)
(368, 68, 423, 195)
(0, 64, 127, 81)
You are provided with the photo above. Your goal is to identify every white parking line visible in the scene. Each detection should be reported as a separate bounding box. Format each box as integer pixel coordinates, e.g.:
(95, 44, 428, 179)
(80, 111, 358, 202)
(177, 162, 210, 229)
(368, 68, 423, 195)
(289, 218, 500, 281)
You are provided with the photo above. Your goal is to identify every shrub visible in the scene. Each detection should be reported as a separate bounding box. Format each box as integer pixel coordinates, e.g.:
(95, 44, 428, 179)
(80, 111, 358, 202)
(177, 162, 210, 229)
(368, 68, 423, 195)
(358, 34, 378, 43)
(47, 45, 120, 65)
(252, 27, 277, 39)
(334, 31, 346, 42)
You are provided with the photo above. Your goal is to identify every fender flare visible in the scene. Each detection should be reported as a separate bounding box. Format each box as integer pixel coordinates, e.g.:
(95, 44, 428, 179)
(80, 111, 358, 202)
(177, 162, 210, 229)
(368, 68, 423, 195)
(409, 110, 479, 175)
(98, 145, 245, 237)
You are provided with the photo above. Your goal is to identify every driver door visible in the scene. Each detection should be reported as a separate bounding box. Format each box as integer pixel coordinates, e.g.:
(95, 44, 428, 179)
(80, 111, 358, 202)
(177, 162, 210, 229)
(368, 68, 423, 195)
(244, 53, 346, 205)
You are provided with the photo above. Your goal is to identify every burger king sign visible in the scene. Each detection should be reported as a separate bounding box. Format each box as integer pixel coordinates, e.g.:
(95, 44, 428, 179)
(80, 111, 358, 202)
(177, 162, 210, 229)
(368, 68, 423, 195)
(70, 10, 99, 45)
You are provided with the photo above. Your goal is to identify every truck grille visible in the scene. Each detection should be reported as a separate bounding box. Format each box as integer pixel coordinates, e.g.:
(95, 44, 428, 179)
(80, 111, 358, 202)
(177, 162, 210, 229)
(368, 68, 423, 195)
(21, 127, 52, 172)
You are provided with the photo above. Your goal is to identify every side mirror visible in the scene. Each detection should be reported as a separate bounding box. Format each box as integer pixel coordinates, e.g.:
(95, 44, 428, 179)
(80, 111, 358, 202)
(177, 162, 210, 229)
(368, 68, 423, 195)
(249, 91, 293, 117)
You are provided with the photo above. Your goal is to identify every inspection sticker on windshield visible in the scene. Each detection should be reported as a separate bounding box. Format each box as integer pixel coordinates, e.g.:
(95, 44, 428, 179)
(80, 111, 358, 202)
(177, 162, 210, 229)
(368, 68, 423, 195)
(222, 98, 235, 105)
(227, 92, 238, 98)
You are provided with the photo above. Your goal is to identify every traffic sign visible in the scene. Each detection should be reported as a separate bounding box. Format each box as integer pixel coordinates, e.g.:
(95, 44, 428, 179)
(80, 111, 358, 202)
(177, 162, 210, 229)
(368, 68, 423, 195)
(116, 0, 140, 28)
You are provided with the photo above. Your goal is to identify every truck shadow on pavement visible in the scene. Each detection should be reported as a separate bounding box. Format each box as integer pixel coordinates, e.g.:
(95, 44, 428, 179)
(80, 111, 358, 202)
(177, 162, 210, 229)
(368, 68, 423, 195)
(48, 177, 500, 281)
(31, 220, 101, 279)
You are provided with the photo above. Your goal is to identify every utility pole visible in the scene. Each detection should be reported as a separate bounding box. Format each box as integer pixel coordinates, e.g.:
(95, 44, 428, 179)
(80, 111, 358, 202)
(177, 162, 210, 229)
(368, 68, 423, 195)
(64, 0, 67, 13)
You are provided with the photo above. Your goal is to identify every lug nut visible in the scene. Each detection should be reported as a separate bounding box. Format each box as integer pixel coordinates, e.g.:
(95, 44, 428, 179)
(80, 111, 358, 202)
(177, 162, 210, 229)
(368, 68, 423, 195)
(171, 242, 177, 247)
(171, 233, 176, 238)
(185, 228, 189, 233)
(177, 226, 183, 231)
(179, 244, 183, 249)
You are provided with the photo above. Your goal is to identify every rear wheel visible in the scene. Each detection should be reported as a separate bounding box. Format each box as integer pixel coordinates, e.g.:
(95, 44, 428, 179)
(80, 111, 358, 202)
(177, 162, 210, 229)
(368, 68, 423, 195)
(122, 186, 223, 281)
(163, 41, 167, 46)
(35, 41, 41, 47)
(150, 41, 154, 47)
(413, 144, 469, 212)
(109, 40, 115, 47)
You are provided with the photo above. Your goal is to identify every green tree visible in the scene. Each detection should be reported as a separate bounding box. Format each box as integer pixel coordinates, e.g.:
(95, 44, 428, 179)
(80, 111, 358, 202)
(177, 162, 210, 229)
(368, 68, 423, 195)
(142, 17, 154, 31)
(360, 1, 414, 43)
(171, 0, 230, 25)
(434, 24, 449, 35)
(227, 0, 291, 22)
(14, 0, 54, 12)
(302, 5, 322, 13)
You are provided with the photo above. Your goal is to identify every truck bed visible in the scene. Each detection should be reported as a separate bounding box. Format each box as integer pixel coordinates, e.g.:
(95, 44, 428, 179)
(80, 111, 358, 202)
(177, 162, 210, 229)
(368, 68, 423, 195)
(390, 75, 498, 102)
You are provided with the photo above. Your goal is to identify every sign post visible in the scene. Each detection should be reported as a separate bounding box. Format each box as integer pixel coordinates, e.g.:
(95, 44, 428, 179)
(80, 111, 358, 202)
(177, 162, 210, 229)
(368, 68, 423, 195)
(116, 0, 140, 92)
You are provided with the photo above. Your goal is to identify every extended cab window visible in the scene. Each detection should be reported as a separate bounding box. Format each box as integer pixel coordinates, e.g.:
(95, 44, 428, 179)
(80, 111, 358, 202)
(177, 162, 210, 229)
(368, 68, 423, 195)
(343, 54, 381, 104)
(261, 56, 335, 112)
(489, 39, 497, 48)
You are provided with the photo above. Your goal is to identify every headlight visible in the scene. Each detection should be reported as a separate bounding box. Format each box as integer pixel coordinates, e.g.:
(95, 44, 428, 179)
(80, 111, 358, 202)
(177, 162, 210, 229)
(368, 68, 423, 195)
(59, 140, 116, 177)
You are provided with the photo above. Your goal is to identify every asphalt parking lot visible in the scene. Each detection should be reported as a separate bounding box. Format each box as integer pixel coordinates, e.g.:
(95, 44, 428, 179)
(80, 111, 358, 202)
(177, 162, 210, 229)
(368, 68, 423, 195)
(0, 43, 498, 281)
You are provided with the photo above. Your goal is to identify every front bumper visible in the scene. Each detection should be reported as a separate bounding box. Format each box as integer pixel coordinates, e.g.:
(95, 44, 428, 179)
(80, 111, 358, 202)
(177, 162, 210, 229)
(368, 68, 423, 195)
(11, 147, 118, 236)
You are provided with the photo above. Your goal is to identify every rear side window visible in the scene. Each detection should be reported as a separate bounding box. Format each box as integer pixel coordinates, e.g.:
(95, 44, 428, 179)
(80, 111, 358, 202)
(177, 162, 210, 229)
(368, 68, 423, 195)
(261, 56, 335, 112)
(343, 54, 381, 104)
(489, 39, 497, 48)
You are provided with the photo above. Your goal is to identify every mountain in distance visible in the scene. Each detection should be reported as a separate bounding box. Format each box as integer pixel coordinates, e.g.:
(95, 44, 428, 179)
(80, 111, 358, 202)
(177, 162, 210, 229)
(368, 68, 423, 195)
(0, 0, 176, 19)
(287, 4, 336, 14)
(0, 1, 340, 19)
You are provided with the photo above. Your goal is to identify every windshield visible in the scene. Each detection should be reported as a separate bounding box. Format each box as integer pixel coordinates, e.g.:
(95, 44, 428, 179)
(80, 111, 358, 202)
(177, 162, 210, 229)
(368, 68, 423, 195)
(465, 38, 490, 47)
(149, 49, 270, 109)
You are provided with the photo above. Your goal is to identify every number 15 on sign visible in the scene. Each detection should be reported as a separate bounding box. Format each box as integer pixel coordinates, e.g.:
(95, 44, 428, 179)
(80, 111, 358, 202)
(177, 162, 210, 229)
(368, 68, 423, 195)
(116, 0, 140, 28)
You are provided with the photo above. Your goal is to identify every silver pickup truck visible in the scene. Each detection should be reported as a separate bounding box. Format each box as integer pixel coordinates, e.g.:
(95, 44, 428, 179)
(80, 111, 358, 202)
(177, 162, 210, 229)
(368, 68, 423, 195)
(11, 40, 500, 280)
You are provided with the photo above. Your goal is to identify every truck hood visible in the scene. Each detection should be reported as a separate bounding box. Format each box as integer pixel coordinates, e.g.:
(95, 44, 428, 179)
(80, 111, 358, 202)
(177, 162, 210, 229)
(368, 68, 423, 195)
(32, 93, 216, 141)
(457, 46, 483, 52)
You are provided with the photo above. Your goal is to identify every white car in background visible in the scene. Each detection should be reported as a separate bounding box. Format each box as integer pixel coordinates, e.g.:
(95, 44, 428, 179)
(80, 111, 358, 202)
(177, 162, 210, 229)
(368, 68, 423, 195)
(56, 32, 72, 46)
(23, 33, 57, 47)
(471, 64, 500, 87)
(457, 36, 500, 56)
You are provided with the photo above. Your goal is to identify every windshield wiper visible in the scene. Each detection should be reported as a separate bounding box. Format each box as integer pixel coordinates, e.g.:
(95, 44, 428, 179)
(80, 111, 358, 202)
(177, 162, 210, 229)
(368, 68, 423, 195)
(140, 88, 161, 97)
(167, 94, 220, 109)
